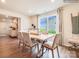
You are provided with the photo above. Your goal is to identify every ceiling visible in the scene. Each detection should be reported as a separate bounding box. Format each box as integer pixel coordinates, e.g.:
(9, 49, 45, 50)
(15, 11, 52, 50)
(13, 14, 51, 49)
(0, 0, 66, 16)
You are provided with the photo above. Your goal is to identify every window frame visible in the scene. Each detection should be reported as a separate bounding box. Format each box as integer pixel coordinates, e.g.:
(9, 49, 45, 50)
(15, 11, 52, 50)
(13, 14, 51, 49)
(38, 14, 59, 34)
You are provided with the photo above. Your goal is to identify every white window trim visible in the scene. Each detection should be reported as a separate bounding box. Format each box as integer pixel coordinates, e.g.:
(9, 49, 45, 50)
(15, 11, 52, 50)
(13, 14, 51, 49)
(38, 14, 59, 34)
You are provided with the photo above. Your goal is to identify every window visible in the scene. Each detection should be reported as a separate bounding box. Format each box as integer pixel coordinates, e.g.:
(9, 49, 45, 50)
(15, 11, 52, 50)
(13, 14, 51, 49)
(48, 16, 56, 34)
(38, 15, 58, 34)
(71, 14, 79, 34)
(38, 17, 47, 33)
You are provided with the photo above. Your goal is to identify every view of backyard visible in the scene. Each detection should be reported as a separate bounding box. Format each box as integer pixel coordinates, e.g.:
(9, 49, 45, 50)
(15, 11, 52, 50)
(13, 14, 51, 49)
(39, 16, 56, 34)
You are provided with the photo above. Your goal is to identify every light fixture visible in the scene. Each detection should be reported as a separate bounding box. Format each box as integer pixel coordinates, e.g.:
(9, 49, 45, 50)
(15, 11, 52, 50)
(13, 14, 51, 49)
(1, 0, 6, 3)
(51, 0, 55, 3)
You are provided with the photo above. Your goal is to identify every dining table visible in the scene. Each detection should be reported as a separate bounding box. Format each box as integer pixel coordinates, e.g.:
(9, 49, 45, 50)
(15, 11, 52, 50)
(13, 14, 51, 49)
(29, 33, 55, 57)
(30, 34, 55, 42)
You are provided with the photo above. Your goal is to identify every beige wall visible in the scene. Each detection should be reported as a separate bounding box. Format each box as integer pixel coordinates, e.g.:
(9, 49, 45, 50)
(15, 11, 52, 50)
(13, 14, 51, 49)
(0, 8, 30, 32)
(29, 15, 38, 28)
(0, 20, 10, 36)
(62, 4, 79, 43)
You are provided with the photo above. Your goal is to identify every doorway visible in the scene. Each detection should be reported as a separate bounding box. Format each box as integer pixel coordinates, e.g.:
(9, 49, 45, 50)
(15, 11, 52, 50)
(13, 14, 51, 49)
(0, 14, 21, 37)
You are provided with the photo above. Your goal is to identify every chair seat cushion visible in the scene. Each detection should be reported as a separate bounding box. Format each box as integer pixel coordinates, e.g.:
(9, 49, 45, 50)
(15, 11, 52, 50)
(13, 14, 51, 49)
(24, 42, 37, 48)
(43, 43, 56, 50)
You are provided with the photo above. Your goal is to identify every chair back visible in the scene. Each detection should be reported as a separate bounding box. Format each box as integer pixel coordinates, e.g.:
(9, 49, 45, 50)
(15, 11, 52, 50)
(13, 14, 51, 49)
(52, 34, 60, 48)
(18, 32, 23, 41)
(22, 32, 33, 47)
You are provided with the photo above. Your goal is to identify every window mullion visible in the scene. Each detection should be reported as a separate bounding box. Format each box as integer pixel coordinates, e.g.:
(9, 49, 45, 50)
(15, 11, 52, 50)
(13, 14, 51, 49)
(47, 17, 48, 33)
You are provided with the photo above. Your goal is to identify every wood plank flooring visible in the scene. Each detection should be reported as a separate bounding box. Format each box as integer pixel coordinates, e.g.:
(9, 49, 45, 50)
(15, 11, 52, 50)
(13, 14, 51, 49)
(0, 36, 78, 58)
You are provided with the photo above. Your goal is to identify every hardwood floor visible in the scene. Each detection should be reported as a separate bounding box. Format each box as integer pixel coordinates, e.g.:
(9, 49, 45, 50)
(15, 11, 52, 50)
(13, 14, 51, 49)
(0, 36, 33, 58)
(0, 36, 78, 58)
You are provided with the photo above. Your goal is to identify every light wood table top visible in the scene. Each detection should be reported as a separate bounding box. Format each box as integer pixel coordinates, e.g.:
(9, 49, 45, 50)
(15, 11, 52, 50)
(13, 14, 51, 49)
(30, 34, 55, 41)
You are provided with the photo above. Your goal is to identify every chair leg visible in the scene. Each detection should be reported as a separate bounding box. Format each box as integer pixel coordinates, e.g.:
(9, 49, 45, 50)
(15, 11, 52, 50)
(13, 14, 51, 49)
(42, 46, 44, 56)
(22, 43, 25, 52)
(43, 48, 48, 53)
(29, 48, 32, 57)
(30, 48, 32, 53)
(52, 50, 54, 58)
(18, 41, 21, 48)
(57, 46, 60, 58)
(36, 45, 44, 58)
(37, 44, 39, 52)
(46, 48, 49, 52)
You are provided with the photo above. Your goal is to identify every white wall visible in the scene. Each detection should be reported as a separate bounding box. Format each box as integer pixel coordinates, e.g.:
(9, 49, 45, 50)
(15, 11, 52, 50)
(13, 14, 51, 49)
(0, 8, 30, 32)
(62, 4, 79, 43)
(29, 16, 38, 28)
(0, 20, 9, 36)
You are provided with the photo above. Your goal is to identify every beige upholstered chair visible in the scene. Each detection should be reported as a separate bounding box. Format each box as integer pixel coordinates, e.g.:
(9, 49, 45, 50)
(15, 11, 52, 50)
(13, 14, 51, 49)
(41, 34, 60, 58)
(22, 32, 39, 53)
(18, 32, 24, 48)
(28, 28, 39, 43)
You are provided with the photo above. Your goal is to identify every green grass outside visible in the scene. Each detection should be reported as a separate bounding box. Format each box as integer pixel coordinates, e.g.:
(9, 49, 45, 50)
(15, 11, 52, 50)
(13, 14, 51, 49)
(39, 28, 56, 34)
(40, 28, 46, 33)
(48, 29, 56, 34)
